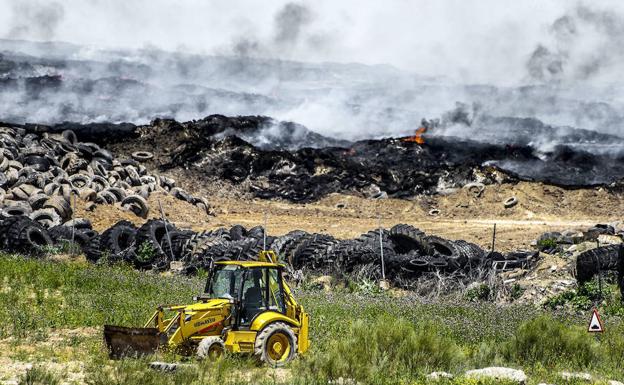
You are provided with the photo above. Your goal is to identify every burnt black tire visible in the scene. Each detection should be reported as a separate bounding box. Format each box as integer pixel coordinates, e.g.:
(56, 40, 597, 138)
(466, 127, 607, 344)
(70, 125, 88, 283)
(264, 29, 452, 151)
(134, 219, 177, 268)
(101, 220, 137, 262)
(454, 240, 485, 267)
(357, 229, 396, 257)
(247, 226, 265, 240)
(388, 224, 428, 254)
(5, 216, 53, 254)
(48, 225, 92, 248)
(291, 234, 337, 269)
(389, 224, 427, 254)
(160, 230, 195, 260)
(576, 245, 622, 284)
(229, 225, 247, 241)
(272, 231, 309, 264)
(254, 322, 297, 367)
(83, 235, 102, 263)
(425, 236, 465, 270)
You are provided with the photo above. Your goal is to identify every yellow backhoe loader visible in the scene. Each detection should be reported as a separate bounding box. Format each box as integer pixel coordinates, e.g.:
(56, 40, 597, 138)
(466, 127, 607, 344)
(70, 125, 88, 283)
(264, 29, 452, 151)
(104, 251, 310, 366)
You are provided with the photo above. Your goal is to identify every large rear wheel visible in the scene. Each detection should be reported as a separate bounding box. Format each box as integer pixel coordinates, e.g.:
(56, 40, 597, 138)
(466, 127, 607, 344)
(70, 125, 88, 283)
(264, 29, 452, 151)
(254, 322, 297, 367)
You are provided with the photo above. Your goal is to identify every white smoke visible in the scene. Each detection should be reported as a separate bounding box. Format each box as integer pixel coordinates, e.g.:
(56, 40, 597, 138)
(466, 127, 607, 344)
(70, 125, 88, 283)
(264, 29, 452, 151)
(1, 0, 624, 143)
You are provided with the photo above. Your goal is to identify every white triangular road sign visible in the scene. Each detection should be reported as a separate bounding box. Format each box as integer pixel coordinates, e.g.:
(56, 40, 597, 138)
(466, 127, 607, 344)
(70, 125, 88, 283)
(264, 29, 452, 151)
(588, 309, 604, 333)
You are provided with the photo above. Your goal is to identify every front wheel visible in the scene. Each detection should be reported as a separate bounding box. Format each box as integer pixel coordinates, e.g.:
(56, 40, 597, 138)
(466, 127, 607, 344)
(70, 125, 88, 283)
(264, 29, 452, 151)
(254, 322, 297, 367)
(197, 336, 225, 361)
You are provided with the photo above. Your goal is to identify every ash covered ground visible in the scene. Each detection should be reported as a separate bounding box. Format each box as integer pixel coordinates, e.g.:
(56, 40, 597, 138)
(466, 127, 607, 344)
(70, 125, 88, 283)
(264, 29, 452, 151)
(15, 113, 624, 204)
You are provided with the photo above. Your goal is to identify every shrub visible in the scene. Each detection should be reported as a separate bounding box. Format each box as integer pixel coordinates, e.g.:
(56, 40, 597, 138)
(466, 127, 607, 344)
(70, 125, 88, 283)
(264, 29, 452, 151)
(466, 284, 492, 302)
(20, 367, 61, 385)
(303, 316, 463, 382)
(502, 315, 597, 368)
(545, 281, 624, 315)
(136, 241, 156, 263)
(537, 238, 558, 251)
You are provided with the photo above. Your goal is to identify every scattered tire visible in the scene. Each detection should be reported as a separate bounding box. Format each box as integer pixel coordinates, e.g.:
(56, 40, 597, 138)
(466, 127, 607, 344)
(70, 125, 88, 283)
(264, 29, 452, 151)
(29, 209, 61, 228)
(464, 182, 485, 197)
(576, 245, 622, 284)
(131, 151, 154, 162)
(388, 224, 428, 254)
(503, 196, 518, 208)
(101, 220, 137, 262)
(121, 195, 149, 218)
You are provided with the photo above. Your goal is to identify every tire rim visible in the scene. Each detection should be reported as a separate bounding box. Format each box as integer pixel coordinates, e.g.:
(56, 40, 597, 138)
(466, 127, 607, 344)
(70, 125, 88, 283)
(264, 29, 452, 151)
(266, 332, 291, 363)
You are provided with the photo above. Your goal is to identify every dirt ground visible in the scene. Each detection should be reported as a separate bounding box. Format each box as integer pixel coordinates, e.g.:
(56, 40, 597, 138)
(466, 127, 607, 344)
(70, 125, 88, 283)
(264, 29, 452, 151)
(76, 181, 624, 252)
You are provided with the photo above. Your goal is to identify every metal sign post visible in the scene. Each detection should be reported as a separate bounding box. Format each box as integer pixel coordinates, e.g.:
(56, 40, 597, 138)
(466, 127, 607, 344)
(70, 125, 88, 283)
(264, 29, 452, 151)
(158, 199, 174, 260)
(378, 215, 385, 280)
(491, 223, 497, 252)
(263, 212, 268, 252)
(70, 193, 76, 256)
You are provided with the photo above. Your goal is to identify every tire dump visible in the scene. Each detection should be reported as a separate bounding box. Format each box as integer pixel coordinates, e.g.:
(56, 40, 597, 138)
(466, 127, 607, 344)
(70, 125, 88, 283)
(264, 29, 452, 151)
(0, 117, 623, 299)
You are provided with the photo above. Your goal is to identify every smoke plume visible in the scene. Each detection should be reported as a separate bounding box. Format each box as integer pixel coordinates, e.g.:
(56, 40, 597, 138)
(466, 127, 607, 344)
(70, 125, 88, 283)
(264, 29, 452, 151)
(0, 0, 624, 151)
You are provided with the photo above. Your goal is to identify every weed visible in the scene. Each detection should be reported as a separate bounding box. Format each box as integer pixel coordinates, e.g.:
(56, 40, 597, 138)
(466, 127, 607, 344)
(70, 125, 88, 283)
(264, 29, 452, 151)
(136, 241, 156, 263)
(509, 283, 524, 301)
(465, 283, 492, 302)
(537, 238, 558, 251)
(19, 367, 61, 385)
(502, 316, 597, 368)
(303, 316, 463, 382)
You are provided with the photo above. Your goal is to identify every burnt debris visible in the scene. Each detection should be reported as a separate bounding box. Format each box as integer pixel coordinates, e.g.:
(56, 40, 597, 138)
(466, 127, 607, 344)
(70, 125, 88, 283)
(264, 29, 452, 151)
(11, 114, 624, 203)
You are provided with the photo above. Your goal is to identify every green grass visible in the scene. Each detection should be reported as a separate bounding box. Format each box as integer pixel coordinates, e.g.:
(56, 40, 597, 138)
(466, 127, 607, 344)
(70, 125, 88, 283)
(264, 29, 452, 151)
(0, 254, 202, 338)
(0, 254, 623, 384)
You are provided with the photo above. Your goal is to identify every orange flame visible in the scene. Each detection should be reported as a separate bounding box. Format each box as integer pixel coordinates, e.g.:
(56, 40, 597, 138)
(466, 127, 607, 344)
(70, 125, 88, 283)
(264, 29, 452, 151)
(403, 126, 427, 144)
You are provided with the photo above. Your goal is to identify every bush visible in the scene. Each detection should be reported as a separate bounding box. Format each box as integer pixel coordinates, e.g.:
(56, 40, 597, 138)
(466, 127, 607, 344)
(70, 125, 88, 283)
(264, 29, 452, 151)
(136, 241, 156, 263)
(502, 316, 597, 368)
(303, 316, 463, 382)
(537, 238, 558, 251)
(465, 284, 492, 302)
(545, 281, 624, 315)
(20, 367, 61, 385)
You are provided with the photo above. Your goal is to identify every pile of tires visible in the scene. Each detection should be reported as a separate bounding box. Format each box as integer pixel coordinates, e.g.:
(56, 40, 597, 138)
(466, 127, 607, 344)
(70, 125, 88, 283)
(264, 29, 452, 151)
(0, 214, 96, 256)
(0, 125, 212, 229)
(0, 215, 539, 285)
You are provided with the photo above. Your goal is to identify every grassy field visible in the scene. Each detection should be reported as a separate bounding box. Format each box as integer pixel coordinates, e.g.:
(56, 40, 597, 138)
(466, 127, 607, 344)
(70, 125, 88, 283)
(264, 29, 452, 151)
(0, 254, 623, 384)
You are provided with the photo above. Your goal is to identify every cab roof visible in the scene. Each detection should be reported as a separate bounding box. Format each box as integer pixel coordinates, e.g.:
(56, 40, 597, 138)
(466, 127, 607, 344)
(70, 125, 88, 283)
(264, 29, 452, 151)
(215, 261, 286, 268)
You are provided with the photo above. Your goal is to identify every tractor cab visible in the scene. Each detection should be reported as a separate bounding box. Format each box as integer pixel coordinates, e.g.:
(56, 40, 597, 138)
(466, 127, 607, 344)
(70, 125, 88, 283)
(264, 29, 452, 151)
(203, 261, 288, 327)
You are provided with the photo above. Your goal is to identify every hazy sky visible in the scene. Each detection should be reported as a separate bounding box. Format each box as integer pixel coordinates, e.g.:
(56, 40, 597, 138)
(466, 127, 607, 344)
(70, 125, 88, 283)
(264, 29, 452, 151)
(3, 0, 622, 85)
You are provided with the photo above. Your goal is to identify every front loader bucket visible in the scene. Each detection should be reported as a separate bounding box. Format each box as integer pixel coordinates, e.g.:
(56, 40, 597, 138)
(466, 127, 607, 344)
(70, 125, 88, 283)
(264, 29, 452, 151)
(104, 325, 167, 359)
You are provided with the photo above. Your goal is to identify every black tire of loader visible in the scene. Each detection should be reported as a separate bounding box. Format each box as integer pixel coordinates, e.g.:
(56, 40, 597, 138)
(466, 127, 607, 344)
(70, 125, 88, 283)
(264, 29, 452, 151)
(454, 239, 485, 267)
(48, 225, 92, 247)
